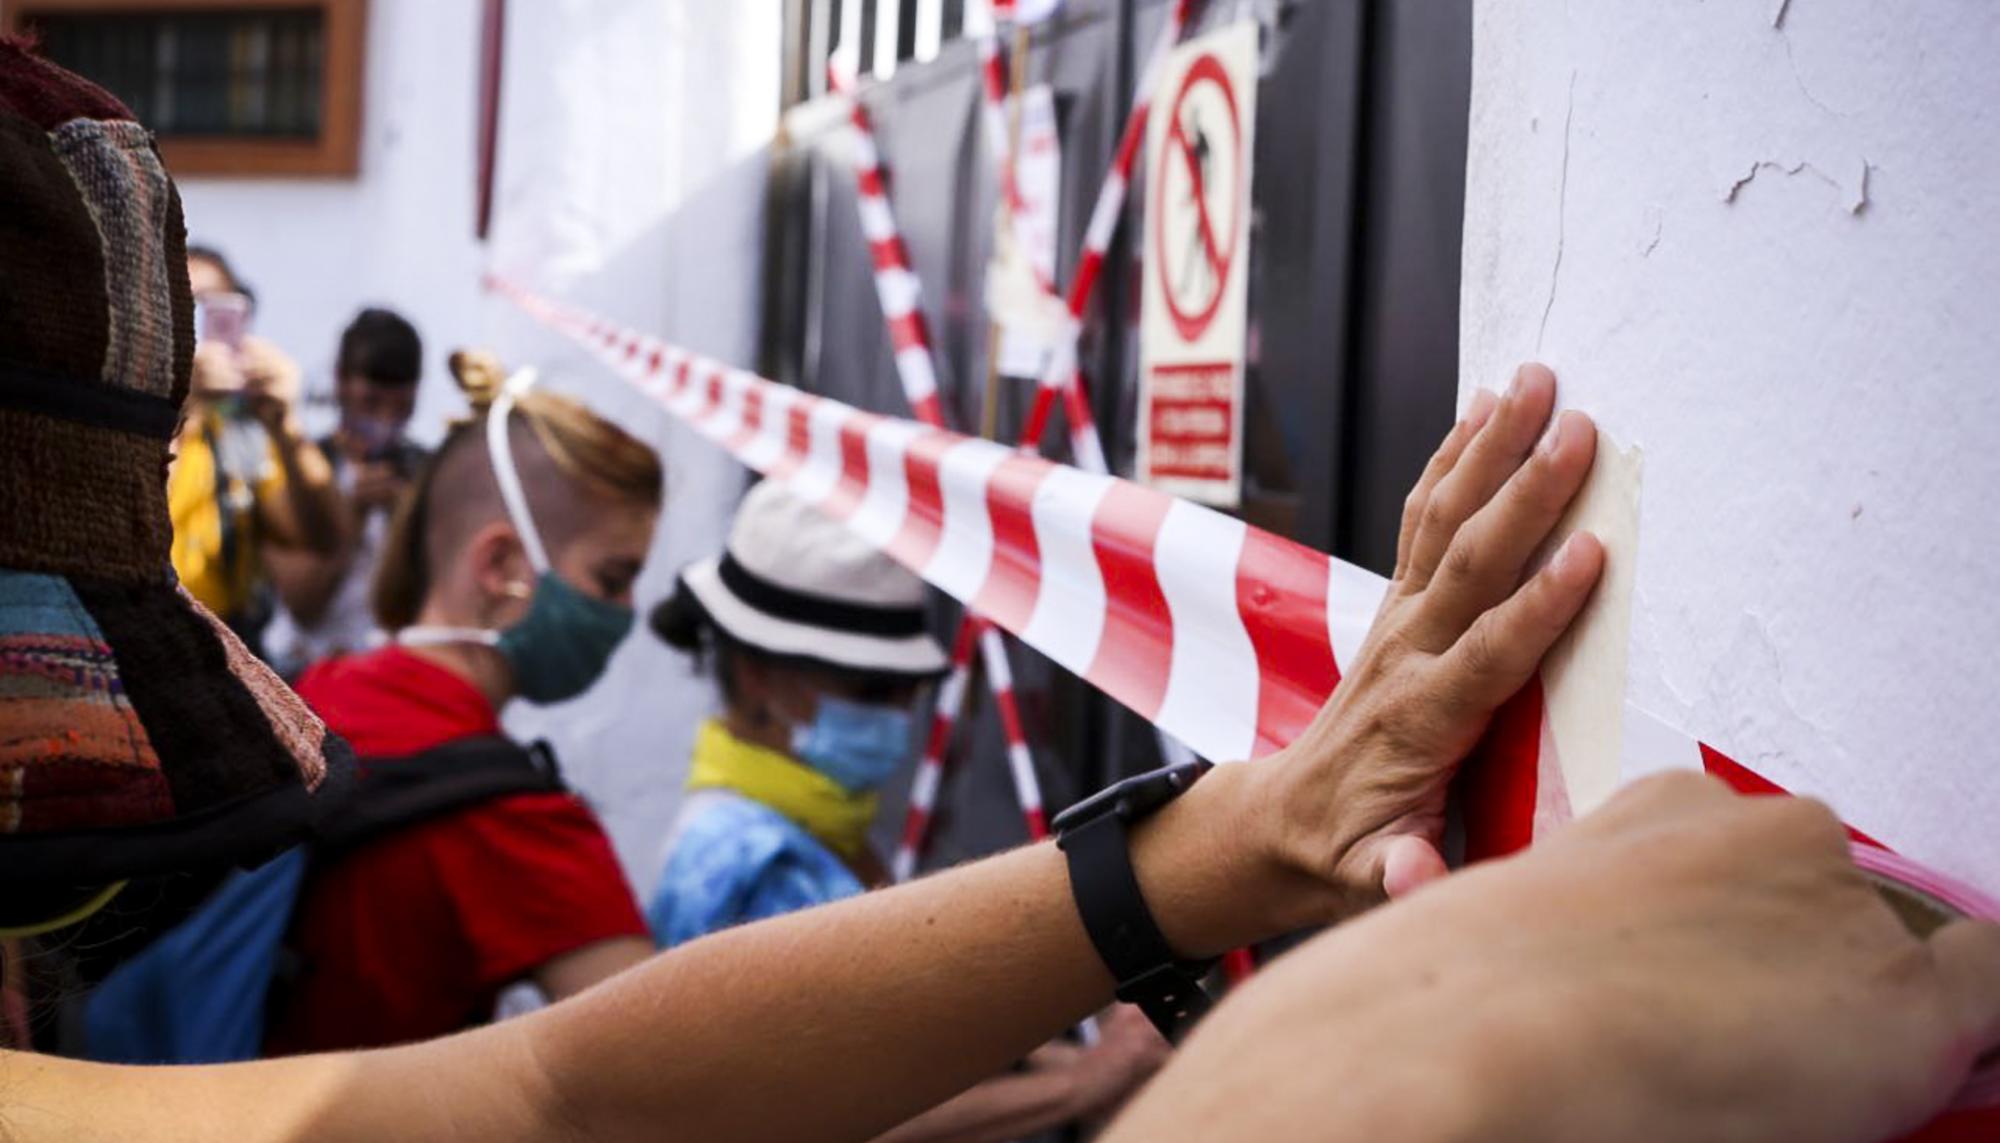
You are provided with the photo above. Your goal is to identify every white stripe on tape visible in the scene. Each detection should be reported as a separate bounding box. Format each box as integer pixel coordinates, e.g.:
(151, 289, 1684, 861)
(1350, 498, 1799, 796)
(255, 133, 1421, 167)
(850, 416, 925, 548)
(1327, 558, 1390, 670)
(858, 195, 898, 242)
(876, 266, 922, 320)
(849, 128, 881, 174)
(1083, 173, 1128, 254)
(790, 398, 852, 505)
(1006, 742, 1042, 810)
(910, 760, 943, 809)
(894, 346, 939, 400)
(1155, 501, 1260, 762)
(924, 437, 1016, 601)
(1022, 464, 1115, 676)
(980, 626, 1017, 693)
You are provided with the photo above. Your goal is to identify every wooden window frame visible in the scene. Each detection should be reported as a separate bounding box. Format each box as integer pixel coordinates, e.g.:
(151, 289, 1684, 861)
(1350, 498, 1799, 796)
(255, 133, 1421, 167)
(3, 0, 367, 178)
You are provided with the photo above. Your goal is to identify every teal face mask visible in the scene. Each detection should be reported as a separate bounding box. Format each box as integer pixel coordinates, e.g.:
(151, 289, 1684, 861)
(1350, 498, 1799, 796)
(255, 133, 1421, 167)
(395, 372, 638, 705)
(495, 571, 634, 704)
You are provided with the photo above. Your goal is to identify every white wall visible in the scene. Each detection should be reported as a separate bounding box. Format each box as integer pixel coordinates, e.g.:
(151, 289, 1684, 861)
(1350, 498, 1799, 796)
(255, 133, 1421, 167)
(177, 0, 784, 893)
(176, 0, 488, 438)
(1462, 1, 1999, 891)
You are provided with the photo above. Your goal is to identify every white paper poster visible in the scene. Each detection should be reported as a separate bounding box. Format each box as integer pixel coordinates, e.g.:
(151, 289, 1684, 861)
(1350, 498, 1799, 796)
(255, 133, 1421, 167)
(993, 85, 1066, 381)
(1138, 22, 1257, 508)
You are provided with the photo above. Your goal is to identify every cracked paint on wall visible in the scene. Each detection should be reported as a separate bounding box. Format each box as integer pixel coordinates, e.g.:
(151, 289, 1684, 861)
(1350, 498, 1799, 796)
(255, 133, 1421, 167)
(1460, 0, 2000, 893)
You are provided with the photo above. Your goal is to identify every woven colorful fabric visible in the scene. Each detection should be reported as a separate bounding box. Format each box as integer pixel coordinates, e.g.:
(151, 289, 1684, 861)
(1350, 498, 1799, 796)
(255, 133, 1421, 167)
(0, 40, 350, 895)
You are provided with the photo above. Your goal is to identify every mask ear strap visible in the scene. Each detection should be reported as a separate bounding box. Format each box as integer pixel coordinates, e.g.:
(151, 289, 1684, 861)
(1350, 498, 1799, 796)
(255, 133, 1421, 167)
(486, 367, 552, 574)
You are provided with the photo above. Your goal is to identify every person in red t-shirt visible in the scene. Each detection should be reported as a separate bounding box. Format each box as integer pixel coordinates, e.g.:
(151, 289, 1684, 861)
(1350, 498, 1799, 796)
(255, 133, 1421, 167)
(267, 352, 661, 1053)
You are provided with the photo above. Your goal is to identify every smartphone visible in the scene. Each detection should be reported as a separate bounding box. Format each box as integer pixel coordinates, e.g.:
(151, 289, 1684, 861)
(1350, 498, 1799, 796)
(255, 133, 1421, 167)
(196, 291, 252, 351)
(194, 292, 253, 418)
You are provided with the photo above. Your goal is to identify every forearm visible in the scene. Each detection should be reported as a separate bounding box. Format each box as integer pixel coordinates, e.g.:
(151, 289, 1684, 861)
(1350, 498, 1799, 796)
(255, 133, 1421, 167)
(870, 1065, 1082, 1143)
(263, 543, 353, 626)
(0, 1040, 543, 1143)
(514, 760, 1311, 1143)
(266, 428, 345, 554)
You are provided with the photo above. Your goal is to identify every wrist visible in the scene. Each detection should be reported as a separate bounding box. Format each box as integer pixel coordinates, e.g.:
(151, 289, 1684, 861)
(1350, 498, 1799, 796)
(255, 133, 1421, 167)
(1124, 759, 1344, 960)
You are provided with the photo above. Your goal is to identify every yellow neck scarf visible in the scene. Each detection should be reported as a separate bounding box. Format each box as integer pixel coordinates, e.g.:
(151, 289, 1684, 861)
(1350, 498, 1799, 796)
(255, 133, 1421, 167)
(685, 720, 878, 859)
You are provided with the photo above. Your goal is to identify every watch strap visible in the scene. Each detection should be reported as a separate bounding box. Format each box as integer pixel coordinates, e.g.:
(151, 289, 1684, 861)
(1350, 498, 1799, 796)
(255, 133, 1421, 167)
(1061, 811, 1214, 1038)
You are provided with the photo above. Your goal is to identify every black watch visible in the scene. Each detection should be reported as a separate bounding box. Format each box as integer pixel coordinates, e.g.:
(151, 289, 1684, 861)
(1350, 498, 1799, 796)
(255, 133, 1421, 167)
(1052, 759, 1217, 1040)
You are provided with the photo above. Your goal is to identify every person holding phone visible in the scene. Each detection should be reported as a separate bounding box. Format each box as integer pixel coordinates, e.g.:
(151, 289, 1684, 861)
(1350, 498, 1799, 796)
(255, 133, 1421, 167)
(263, 307, 431, 676)
(172, 247, 347, 655)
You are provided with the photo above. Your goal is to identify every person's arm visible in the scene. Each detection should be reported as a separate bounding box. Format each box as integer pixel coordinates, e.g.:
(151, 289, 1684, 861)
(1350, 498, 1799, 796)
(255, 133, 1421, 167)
(237, 337, 346, 557)
(263, 542, 355, 628)
(875, 1007, 1168, 1143)
(0, 365, 1607, 1141)
(531, 936, 655, 1002)
(1101, 771, 2000, 1143)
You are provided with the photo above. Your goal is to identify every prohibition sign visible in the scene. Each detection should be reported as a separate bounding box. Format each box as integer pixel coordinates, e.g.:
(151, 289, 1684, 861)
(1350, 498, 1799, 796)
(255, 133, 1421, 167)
(1153, 51, 1244, 344)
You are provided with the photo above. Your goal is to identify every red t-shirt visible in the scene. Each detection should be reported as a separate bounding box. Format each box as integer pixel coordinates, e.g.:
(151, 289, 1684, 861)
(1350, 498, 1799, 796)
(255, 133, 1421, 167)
(266, 645, 646, 1054)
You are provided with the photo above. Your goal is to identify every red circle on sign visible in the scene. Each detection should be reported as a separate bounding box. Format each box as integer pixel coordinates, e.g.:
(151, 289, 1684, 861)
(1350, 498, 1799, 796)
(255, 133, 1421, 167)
(1153, 52, 1242, 344)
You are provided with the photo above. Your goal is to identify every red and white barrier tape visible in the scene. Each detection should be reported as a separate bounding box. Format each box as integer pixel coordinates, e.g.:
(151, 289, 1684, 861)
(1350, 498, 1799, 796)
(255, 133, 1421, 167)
(828, 67, 1055, 878)
(892, 617, 981, 883)
(1017, 0, 1195, 462)
(979, 622, 1051, 839)
(497, 278, 1994, 1123)
(827, 62, 947, 429)
(974, 33, 1056, 298)
(495, 276, 1370, 764)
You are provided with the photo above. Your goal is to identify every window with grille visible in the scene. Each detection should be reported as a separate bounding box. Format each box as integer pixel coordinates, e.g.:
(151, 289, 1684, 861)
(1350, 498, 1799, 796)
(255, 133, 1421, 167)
(5, 0, 367, 177)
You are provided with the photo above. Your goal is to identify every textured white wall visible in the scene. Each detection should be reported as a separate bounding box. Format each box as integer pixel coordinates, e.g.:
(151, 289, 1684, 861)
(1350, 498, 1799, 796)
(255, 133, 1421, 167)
(176, 0, 783, 893)
(1462, 1, 1999, 891)
(175, 0, 488, 438)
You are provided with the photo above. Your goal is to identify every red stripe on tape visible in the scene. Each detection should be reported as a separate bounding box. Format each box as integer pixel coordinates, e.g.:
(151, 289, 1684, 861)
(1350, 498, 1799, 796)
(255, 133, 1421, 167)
(1021, 806, 1049, 841)
(974, 453, 1053, 632)
(888, 310, 929, 355)
(1698, 743, 1886, 849)
(888, 431, 956, 571)
(822, 411, 882, 520)
(726, 383, 765, 452)
(857, 165, 887, 201)
(907, 392, 943, 428)
(766, 397, 817, 480)
(1238, 529, 1341, 759)
(1087, 481, 1177, 721)
(869, 236, 908, 274)
(1461, 678, 1545, 862)
(1068, 249, 1107, 320)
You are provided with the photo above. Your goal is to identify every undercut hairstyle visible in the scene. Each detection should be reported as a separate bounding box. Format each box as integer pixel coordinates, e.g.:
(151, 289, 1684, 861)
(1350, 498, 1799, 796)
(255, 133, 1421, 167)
(336, 307, 423, 386)
(372, 351, 663, 630)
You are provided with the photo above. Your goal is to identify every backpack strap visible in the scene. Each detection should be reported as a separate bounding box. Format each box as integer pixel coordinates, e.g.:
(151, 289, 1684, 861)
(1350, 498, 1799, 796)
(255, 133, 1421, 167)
(313, 736, 567, 855)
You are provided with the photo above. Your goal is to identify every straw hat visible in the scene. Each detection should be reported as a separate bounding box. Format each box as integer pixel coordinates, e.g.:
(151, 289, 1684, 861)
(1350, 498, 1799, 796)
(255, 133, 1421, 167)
(0, 42, 350, 926)
(666, 481, 948, 677)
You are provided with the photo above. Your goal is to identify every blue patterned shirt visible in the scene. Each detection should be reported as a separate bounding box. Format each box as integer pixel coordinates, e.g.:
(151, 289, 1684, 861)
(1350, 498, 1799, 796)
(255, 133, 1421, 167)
(647, 790, 865, 948)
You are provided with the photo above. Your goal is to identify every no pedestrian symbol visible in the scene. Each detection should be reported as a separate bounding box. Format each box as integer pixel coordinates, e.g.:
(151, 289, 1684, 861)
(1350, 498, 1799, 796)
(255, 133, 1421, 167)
(1139, 23, 1256, 508)
(1154, 52, 1243, 344)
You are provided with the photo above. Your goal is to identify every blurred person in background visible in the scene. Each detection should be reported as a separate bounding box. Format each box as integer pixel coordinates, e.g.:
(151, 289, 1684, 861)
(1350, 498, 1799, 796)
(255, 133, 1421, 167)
(263, 307, 430, 676)
(649, 480, 1170, 1141)
(174, 245, 347, 655)
(263, 351, 657, 1054)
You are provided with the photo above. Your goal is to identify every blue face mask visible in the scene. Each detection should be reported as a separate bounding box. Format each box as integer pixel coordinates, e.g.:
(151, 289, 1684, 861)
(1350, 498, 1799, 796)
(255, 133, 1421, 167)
(791, 697, 916, 793)
(495, 571, 634, 704)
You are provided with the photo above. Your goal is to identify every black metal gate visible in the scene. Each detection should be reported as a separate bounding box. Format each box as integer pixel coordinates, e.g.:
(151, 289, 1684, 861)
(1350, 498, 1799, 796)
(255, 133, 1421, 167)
(764, 0, 1472, 868)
